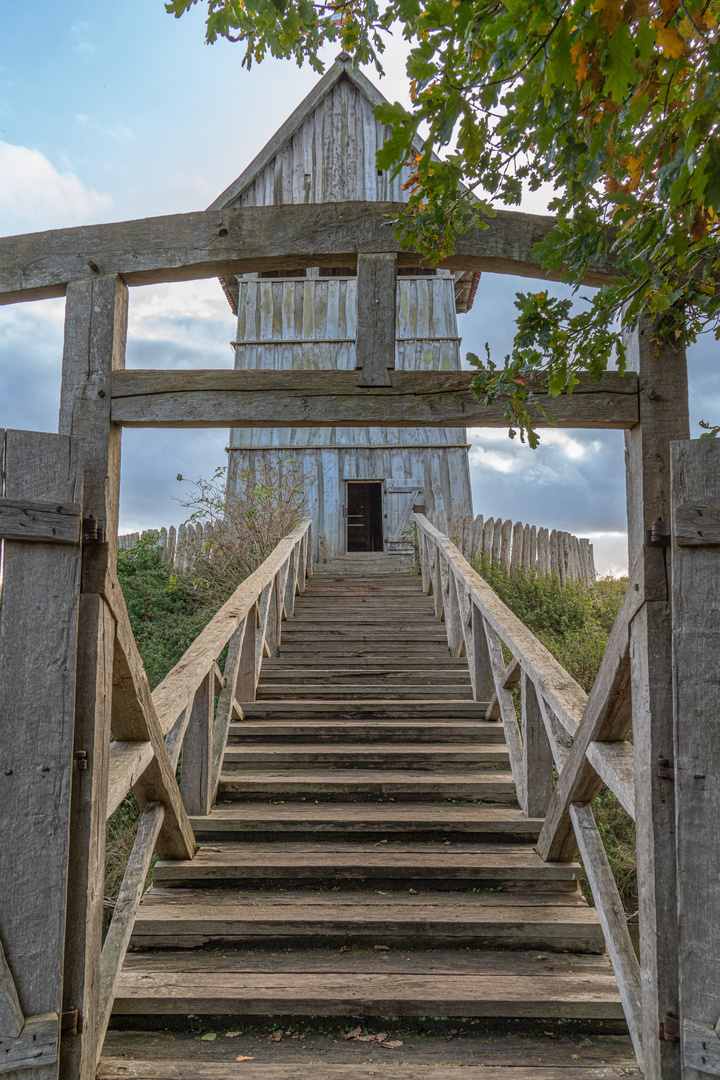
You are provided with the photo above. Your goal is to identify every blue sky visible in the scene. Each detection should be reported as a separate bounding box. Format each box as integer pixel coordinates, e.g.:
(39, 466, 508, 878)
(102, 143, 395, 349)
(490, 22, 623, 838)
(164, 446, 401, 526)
(1, 1, 717, 574)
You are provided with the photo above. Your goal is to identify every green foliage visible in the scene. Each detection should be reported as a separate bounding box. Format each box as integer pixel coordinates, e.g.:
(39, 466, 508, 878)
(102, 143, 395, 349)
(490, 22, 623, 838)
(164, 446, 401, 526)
(117, 531, 210, 690)
(170, 0, 720, 442)
(474, 557, 627, 690)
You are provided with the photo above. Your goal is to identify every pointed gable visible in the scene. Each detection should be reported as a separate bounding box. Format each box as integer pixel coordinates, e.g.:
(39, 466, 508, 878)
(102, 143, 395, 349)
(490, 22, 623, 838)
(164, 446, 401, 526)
(209, 55, 414, 210)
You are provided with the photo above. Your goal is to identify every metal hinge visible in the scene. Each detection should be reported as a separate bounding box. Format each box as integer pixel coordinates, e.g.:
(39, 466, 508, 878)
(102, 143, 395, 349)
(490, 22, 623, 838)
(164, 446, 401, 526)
(659, 1014, 681, 1042)
(73, 750, 88, 773)
(646, 518, 671, 547)
(61, 1008, 82, 1035)
(81, 515, 106, 544)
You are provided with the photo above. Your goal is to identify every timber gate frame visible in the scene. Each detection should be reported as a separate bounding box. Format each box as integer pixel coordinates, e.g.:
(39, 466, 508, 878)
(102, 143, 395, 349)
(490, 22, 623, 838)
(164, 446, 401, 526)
(0, 199, 717, 1080)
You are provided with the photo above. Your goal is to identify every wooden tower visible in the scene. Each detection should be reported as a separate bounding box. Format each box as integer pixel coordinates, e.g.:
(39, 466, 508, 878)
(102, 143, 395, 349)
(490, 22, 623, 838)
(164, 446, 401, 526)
(211, 55, 477, 560)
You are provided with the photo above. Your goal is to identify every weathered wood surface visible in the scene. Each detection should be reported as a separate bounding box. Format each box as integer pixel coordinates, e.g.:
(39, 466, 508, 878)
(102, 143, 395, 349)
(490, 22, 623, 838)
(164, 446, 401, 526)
(0, 202, 617, 307)
(521, 672, 553, 818)
(585, 741, 635, 820)
(58, 274, 128, 1080)
(0, 429, 82, 1080)
(683, 1020, 720, 1077)
(355, 253, 396, 386)
(623, 320, 689, 1080)
(99, 1063, 639, 1080)
(671, 438, 720, 1080)
(569, 805, 643, 1069)
(0, 940, 24, 1039)
(0, 497, 80, 544)
(0, 1014, 59, 1075)
(109, 369, 638, 430)
(674, 502, 720, 546)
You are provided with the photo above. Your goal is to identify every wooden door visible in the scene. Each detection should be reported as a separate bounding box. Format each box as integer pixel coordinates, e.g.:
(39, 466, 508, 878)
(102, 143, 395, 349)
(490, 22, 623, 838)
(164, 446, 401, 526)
(384, 479, 424, 554)
(345, 482, 383, 552)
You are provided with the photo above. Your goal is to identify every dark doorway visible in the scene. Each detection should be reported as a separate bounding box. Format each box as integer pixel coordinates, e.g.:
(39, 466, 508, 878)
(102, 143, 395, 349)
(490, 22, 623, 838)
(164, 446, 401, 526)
(346, 482, 384, 552)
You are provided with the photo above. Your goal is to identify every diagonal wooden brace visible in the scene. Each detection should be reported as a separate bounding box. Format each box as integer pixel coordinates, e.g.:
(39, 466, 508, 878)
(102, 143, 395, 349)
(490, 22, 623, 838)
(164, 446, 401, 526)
(108, 583, 196, 860)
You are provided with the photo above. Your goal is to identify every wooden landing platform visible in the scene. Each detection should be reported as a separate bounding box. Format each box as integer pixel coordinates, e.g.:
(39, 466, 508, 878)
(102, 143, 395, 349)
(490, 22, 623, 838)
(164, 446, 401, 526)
(107, 570, 635, 1075)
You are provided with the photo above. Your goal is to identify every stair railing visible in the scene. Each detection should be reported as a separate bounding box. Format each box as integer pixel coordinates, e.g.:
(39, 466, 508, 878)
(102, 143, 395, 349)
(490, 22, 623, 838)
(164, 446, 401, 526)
(97, 516, 312, 1062)
(414, 511, 643, 1070)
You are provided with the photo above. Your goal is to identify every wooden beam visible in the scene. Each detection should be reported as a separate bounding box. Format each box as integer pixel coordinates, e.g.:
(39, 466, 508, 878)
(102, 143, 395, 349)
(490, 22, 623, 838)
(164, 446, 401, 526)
(0, 1013, 59, 1075)
(356, 253, 397, 387)
(0, 940, 24, 1039)
(585, 741, 635, 820)
(0, 497, 80, 544)
(671, 438, 720, 1080)
(109, 369, 639, 430)
(0, 430, 82, 1080)
(0, 202, 614, 307)
(623, 320, 689, 1080)
(58, 275, 127, 1080)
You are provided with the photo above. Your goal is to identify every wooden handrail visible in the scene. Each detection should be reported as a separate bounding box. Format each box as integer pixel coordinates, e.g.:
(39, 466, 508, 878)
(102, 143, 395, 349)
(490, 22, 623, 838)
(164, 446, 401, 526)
(413, 512, 643, 1069)
(96, 517, 312, 1065)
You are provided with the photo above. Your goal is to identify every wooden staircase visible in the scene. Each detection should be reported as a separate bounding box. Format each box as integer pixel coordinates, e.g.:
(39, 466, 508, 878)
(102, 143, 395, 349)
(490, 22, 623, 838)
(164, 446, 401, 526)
(105, 570, 638, 1078)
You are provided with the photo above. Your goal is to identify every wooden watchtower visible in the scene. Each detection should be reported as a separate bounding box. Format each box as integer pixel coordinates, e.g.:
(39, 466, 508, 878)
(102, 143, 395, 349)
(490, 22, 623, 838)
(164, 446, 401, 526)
(211, 56, 476, 559)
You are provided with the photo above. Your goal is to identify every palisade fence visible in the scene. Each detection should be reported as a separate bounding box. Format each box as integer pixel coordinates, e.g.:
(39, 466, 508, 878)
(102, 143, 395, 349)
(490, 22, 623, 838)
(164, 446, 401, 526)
(428, 509, 596, 589)
(118, 522, 214, 573)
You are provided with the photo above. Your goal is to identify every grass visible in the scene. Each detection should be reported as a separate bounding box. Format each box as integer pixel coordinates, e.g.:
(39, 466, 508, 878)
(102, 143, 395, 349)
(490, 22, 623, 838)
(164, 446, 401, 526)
(469, 557, 637, 913)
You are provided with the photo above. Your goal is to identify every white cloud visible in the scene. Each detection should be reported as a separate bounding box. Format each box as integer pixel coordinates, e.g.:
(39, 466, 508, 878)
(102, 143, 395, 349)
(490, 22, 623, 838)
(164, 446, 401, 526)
(71, 22, 96, 54)
(0, 141, 112, 234)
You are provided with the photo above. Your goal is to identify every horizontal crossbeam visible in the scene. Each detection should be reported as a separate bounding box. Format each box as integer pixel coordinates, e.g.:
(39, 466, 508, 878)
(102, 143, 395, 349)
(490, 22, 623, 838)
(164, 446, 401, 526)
(110, 370, 638, 429)
(0, 202, 614, 306)
(0, 497, 80, 544)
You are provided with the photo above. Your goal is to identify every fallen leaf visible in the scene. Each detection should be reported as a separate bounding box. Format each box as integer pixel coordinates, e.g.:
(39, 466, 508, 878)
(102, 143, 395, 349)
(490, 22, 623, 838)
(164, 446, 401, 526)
(224, 1031, 241, 1038)
(235, 1055, 255, 1061)
(200, 1032, 217, 1041)
(298, 1034, 306, 1041)
(357, 1034, 378, 1042)
(378, 1039, 403, 1048)
(344, 1026, 362, 1040)
(408, 888, 418, 895)
(270, 1032, 283, 1041)
(339, 945, 351, 953)
(209, 847, 222, 852)
(374, 944, 390, 951)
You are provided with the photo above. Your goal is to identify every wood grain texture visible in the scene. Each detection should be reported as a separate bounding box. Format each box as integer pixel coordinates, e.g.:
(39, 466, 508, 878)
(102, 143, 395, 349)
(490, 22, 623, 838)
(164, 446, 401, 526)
(683, 1020, 720, 1077)
(98, 1062, 639, 1080)
(110, 369, 638, 430)
(671, 439, 720, 1080)
(674, 503, 720, 546)
(0, 1013, 59, 1074)
(623, 320, 689, 1080)
(585, 742, 635, 820)
(0, 497, 80, 544)
(0, 428, 82, 1078)
(356, 253, 396, 386)
(0, 202, 615, 307)
(569, 805, 644, 1070)
(0, 940, 24, 1038)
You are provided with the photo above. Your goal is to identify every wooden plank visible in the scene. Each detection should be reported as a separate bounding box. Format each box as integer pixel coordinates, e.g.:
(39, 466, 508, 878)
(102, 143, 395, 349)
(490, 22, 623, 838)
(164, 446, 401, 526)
(623, 319, 689, 1080)
(179, 675, 215, 818)
(585, 741, 635, 820)
(110, 369, 639, 430)
(0, 940, 24, 1038)
(536, 566, 641, 862)
(671, 438, 720, 1080)
(481, 623, 526, 809)
(356, 253, 396, 386)
(522, 672, 553, 818)
(0, 1014, 59, 1075)
(106, 741, 153, 819)
(96, 804, 165, 1053)
(674, 503, 720, 546)
(58, 274, 128, 1080)
(683, 1019, 720, 1077)
(0, 429, 82, 1080)
(569, 805, 643, 1070)
(0, 201, 616, 307)
(99, 1062, 639, 1080)
(0, 497, 80, 544)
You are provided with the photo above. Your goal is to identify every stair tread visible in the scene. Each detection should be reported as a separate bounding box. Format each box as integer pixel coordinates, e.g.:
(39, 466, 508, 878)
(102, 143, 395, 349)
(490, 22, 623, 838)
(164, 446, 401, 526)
(191, 804, 541, 828)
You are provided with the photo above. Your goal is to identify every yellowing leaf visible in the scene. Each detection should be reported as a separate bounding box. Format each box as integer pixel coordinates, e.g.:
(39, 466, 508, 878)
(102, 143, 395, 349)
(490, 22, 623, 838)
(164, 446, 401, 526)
(655, 23, 685, 57)
(593, 0, 622, 32)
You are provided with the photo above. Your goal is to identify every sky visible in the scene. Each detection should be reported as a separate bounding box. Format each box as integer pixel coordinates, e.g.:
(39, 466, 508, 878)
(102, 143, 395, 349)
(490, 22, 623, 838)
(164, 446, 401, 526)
(1, 2, 717, 576)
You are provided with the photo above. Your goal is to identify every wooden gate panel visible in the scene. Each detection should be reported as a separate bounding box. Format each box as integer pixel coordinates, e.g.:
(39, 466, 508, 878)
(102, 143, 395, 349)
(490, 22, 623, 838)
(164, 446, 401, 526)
(0, 429, 83, 1077)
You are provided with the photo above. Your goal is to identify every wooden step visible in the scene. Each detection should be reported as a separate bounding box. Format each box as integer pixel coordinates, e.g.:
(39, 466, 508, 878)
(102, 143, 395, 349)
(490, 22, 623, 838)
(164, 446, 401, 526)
(226, 721, 506, 743)
(221, 744, 509, 769)
(217, 769, 515, 801)
(240, 702, 489, 719)
(258, 669, 468, 681)
(113, 948, 623, 1019)
(190, 803, 542, 837)
(256, 685, 474, 700)
(152, 842, 580, 888)
(262, 657, 470, 668)
(131, 887, 604, 952)
(281, 627, 448, 639)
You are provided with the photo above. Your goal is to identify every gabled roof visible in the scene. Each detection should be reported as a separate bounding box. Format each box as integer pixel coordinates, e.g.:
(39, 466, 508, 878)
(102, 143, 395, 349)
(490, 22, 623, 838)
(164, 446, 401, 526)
(208, 54, 394, 211)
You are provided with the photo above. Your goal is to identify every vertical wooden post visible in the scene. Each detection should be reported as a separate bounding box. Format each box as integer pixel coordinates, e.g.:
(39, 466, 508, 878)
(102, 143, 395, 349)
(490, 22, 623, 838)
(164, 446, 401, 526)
(58, 274, 128, 1080)
(471, 602, 494, 707)
(670, 439, 720, 1080)
(624, 319, 688, 1080)
(356, 253, 397, 387)
(236, 604, 258, 702)
(521, 672, 553, 817)
(0, 430, 83, 1080)
(179, 674, 215, 817)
